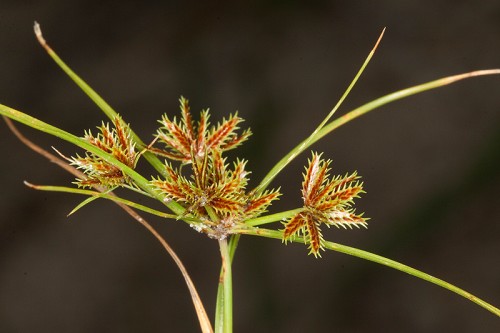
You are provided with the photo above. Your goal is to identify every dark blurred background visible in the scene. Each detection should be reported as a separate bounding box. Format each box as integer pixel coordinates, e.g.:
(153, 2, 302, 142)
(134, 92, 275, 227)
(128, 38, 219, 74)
(1, 1, 499, 332)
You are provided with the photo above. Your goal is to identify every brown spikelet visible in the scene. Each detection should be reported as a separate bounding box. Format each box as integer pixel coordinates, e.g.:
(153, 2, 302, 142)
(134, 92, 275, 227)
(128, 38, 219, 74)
(332, 186, 363, 203)
(156, 114, 192, 162)
(283, 212, 306, 240)
(244, 189, 281, 218)
(220, 128, 252, 151)
(180, 96, 195, 141)
(206, 114, 240, 149)
(302, 153, 320, 198)
(196, 110, 209, 154)
(305, 215, 322, 256)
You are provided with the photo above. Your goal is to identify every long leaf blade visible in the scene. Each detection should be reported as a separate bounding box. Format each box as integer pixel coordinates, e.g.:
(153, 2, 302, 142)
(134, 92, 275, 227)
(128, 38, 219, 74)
(33, 22, 166, 175)
(0, 103, 185, 216)
(234, 226, 500, 317)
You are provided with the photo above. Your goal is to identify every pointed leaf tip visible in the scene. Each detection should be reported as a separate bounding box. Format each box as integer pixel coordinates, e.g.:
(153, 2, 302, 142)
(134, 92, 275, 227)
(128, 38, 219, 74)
(24, 180, 35, 188)
(33, 21, 46, 46)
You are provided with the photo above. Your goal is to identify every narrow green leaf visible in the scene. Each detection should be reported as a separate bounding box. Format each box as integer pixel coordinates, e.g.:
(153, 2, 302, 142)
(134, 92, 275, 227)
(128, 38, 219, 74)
(23, 182, 204, 224)
(33, 22, 166, 175)
(68, 195, 101, 217)
(255, 29, 385, 193)
(235, 226, 500, 317)
(66, 186, 116, 216)
(256, 60, 500, 194)
(311, 69, 500, 146)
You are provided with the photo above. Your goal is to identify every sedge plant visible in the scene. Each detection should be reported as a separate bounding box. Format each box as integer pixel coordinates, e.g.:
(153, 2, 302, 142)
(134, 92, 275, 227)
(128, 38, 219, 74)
(1, 23, 500, 332)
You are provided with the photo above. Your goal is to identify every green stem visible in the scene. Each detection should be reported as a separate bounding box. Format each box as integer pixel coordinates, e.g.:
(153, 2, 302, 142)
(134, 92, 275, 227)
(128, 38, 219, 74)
(214, 272, 224, 333)
(245, 208, 303, 226)
(216, 239, 233, 333)
(236, 226, 500, 317)
(215, 235, 239, 331)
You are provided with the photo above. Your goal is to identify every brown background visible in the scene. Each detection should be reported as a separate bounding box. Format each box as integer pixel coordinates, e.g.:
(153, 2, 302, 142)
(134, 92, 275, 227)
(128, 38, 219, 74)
(1, 1, 499, 332)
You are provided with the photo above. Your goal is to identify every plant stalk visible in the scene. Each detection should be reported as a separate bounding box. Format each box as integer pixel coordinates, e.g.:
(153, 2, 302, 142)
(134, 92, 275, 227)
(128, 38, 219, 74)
(216, 238, 233, 333)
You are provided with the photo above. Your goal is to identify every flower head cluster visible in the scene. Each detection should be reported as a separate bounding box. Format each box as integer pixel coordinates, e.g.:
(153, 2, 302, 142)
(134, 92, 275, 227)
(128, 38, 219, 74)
(151, 97, 280, 239)
(283, 152, 367, 256)
(69, 115, 138, 188)
(150, 96, 252, 163)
